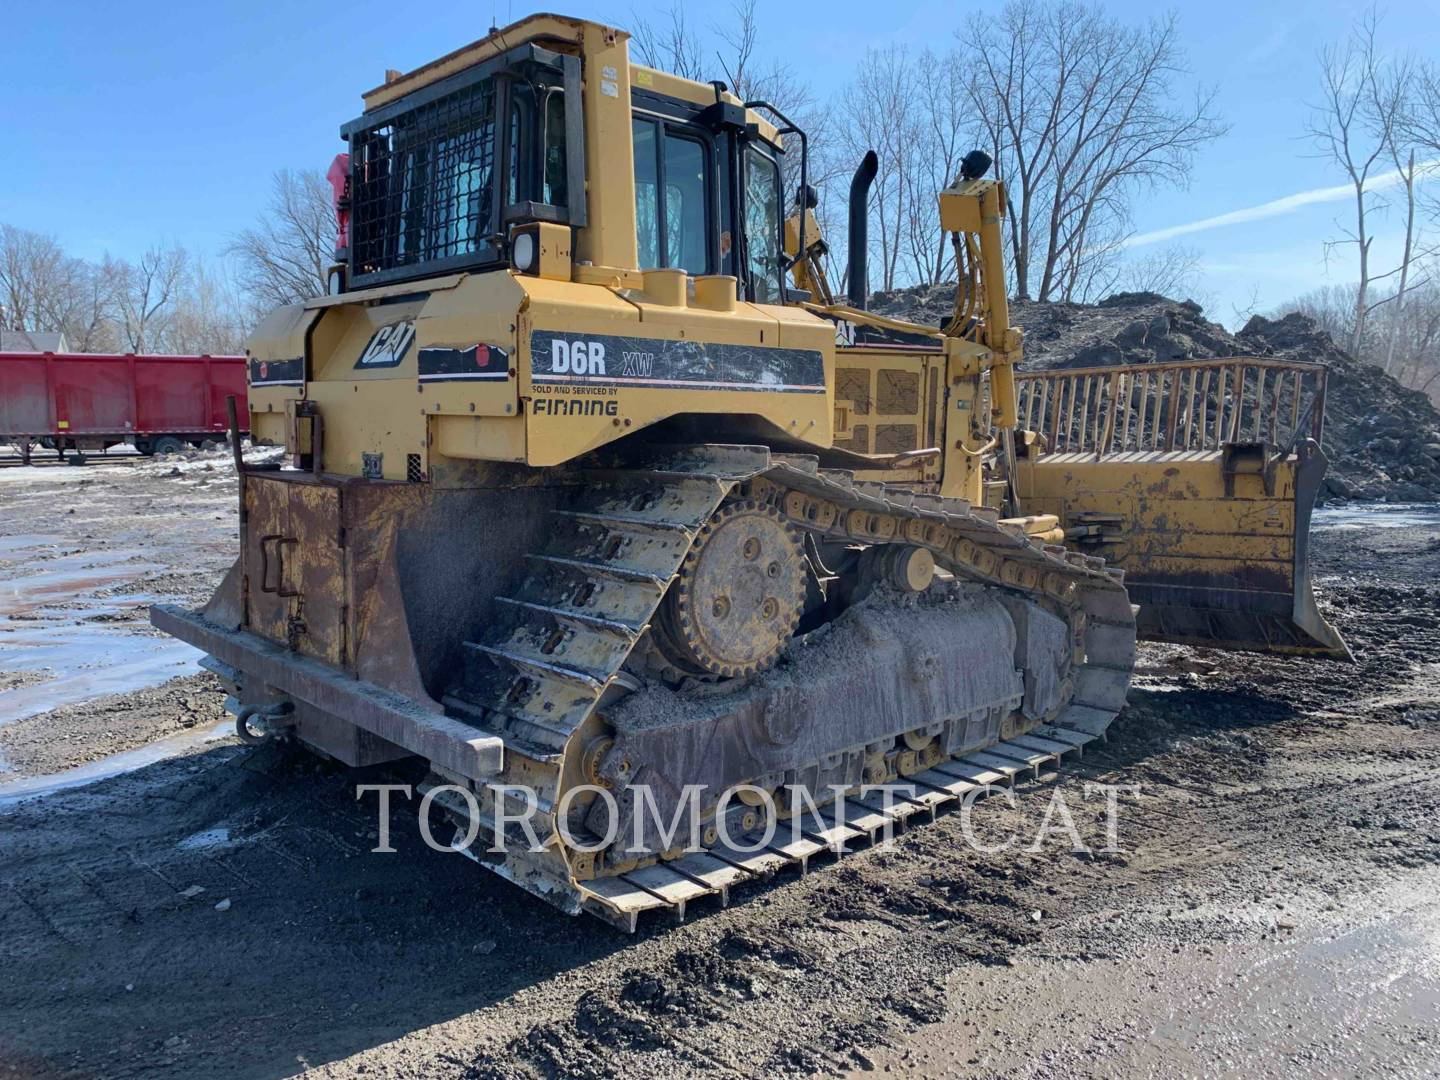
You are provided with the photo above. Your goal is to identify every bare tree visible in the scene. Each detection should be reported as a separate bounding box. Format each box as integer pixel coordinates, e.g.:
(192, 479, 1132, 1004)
(837, 45, 919, 292)
(627, 0, 815, 122)
(229, 169, 336, 312)
(1230, 285, 1266, 329)
(902, 49, 972, 287)
(1280, 274, 1440, 404)
(0, 226, 252, 355)
(628, 3, 704, 81)
(1307, 10, 1417, 358)
(47, 256, 123, 352)
(1, 225, 68, 331)
(1283, 283, 1363, 348)
(1123, 244, 1203, 298)
(1388, 276, 1440, 399)
(1077, 240, 1202, 304)
(961, 1, 1224, 302)
(115, 244, 186, 352)
(0, 225, 125, 350)
(157, 258, 249, 355)
(1404, 56, 1440, 224)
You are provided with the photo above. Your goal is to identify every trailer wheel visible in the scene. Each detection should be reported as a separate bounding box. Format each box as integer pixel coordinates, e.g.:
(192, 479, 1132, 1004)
(134, 439, 154, 456)
(153, 436, 186, 455)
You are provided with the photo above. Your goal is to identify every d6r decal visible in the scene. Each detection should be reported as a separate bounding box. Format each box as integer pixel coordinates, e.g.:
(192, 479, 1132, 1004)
(530, 330, 824, 393)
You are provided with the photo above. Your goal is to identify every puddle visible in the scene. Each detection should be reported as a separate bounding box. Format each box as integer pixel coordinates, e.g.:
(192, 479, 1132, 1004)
(0, 719, 231, 808)
(0, 625, 202, 724)
(177, 825, 240, 852)
(0, 541, 202, 724)
(0, 549, 160, 617)
(0, 534, 67, 556)
(1313, 502, 1440, 530)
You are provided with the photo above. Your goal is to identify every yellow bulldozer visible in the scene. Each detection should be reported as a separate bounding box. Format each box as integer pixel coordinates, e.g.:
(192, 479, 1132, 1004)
(152, 14, 1346, 930)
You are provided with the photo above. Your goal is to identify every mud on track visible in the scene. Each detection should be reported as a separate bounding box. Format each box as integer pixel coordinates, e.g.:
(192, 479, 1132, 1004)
(0, 508, 1437, 1078)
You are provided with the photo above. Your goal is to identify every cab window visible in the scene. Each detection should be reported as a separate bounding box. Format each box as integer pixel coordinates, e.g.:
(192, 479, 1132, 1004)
(542, 88, 567, 206)
(743, 144, 783, 303)
(632, 117, 711, 274)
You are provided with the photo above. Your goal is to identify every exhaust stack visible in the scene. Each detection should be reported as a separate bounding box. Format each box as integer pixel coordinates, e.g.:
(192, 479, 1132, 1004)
(847, 150, 879, 309)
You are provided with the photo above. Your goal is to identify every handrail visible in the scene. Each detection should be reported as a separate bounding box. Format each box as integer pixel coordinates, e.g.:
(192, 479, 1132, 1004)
(1014, 357, 1327, 457)
(1021, 354, 1326, 380)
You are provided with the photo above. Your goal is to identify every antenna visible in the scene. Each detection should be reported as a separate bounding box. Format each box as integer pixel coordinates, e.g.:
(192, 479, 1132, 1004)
(716, 51, 738, 97)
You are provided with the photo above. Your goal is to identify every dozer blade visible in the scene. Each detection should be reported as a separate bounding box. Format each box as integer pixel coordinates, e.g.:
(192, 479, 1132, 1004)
(1013, 357, 1350, 660)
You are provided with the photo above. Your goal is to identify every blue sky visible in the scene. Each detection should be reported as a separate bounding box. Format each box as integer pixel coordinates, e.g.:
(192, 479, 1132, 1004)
(7, 1, 1440, 324)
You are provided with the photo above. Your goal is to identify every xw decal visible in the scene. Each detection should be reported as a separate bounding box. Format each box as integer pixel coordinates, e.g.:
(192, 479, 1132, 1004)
(356, 320, 416, 368)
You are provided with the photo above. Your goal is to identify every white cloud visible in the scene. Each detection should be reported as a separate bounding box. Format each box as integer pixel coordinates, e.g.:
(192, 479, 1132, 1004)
(1124, 158, 1440, 249)
(1241, 19, 1296, 66)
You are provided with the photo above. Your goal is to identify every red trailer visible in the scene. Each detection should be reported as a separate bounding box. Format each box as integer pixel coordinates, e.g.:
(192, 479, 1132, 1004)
(0, 351, 248, 462)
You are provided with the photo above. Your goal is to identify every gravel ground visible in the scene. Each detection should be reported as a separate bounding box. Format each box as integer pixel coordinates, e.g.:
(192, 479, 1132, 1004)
(0, 479, 1437, 1077)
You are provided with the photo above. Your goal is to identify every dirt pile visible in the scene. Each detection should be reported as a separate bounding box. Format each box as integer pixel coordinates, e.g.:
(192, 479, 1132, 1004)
(871, 286, 1440, 502)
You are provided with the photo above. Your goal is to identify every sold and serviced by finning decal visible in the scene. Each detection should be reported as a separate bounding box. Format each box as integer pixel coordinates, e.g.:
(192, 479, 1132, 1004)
(531, 396, 619, 417)
(530, 330, 825, 392)
(530, 372, 620, 421)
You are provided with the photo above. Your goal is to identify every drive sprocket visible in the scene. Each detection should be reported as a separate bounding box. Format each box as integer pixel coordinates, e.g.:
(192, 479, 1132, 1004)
(654, 499, 807, 679)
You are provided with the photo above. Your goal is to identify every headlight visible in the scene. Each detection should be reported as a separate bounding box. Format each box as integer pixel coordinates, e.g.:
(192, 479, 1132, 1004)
(512, 231, 537, 274)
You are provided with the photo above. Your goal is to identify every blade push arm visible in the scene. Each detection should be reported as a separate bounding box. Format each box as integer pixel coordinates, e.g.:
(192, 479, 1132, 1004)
(938, 176, 1021, 430)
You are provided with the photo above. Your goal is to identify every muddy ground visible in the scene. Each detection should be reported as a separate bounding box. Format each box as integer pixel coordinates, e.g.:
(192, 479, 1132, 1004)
(1, 456, 1438, 1078)
(0, 450, 246, 777)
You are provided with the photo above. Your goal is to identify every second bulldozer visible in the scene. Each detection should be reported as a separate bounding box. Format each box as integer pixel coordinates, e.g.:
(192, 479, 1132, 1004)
(153, 14, 1346, 929)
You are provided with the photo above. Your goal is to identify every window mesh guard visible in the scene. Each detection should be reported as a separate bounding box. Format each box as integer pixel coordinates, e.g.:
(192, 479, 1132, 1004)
(350, 78, 499, 285)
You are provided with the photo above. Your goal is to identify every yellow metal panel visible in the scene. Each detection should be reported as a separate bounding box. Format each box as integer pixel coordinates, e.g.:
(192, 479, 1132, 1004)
(628, 298, 771, 343)
(432, 415, 526, 463)
(577, 22, 638, 272)
(246, 303, 317, 420)
(417, 273, 525, 418)
(361, 14, 590, 109)
(630, 65, 780, 142)
(938, 186, 984, 233)
(251, 411, 286, 446)
(311, 301, 425, 383)
(306, 379, 425, 481)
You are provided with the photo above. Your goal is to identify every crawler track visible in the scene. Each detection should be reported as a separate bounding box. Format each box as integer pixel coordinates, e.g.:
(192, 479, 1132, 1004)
(436, 444, 1136, 928)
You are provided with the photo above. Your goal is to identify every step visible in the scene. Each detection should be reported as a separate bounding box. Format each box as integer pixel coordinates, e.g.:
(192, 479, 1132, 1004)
(552, 508, 698, 536)
(494, 595, 644, 639)
(465, 642, 609, 691)
(525, 552, 670, 589)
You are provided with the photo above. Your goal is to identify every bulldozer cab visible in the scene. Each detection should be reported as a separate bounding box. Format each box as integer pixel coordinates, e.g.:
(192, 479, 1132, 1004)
(337, 17, 798, 306)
